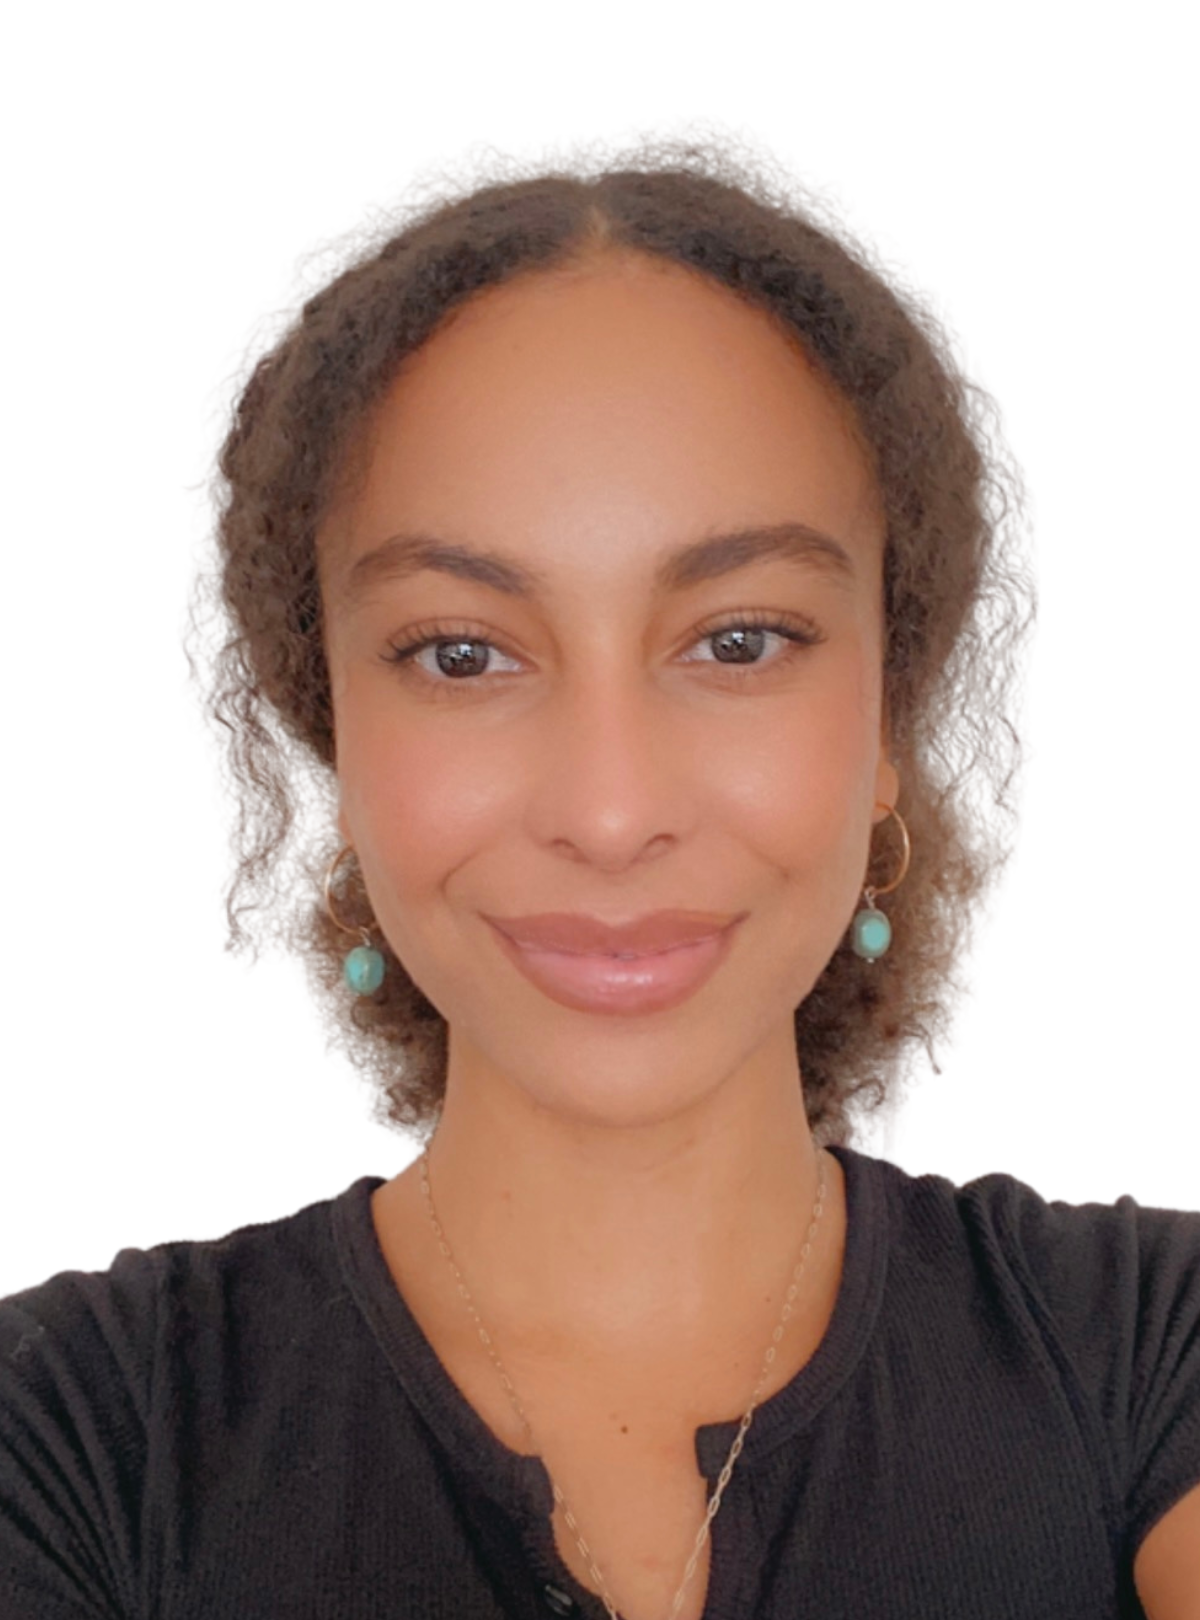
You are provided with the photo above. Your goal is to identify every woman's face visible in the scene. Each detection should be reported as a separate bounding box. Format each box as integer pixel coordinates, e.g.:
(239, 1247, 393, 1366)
(319, 249, 897, 1128)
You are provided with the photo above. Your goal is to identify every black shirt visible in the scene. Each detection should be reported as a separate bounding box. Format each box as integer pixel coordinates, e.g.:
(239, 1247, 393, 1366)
(2, 1144, 1199, 1619)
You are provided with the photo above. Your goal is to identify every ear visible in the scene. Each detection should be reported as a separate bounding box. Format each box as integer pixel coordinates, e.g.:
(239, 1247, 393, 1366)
(336, 799, 351, 848)
(873, 754, 900, 820)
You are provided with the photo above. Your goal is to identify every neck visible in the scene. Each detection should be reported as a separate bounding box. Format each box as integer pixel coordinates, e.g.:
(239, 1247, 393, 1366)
(402, 1041, 839, 1370)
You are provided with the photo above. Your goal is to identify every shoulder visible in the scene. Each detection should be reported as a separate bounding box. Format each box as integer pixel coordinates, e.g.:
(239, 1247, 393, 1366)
(931, 1157, 1200, 1385)
(857, 1145, 1200, 1388)
(0, 1178, 379, 1618)
(1, 1239, 164, 1617)
(0, 1179, 365, 1377)
(1, 1176, 382, 1398)
(839, 1146, 1200, 1575)
(840, 1142, 1200, 1318)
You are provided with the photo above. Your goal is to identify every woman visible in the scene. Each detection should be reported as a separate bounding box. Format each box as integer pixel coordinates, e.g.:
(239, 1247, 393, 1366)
(2, 145, 1197, 1620)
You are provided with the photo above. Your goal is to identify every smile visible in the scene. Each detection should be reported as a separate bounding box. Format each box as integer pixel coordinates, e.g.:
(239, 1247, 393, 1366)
(485, 918, 743, 1016)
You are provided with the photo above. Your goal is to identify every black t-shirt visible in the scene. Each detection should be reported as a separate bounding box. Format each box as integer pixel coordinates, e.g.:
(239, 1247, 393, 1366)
(2, 1144, 1199, 1619)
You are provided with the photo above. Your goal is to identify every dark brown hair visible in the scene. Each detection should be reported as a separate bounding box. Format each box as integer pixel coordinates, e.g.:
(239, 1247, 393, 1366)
(194, 136, 1033, 1150)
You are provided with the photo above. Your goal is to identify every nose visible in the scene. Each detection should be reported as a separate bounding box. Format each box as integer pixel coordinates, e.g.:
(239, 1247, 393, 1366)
(527, 669, 696, 873)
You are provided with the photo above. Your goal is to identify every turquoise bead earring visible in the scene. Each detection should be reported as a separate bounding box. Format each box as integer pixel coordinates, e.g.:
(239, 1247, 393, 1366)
(324, 844, 386, 995)
(850, 803, 911, 962)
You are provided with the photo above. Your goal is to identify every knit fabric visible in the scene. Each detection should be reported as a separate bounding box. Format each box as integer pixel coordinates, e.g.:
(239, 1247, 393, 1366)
(2, 1144, 1199, 1619)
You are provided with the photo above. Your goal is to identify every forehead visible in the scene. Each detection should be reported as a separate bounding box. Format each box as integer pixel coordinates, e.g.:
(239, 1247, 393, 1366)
(322, 250, 883, 598)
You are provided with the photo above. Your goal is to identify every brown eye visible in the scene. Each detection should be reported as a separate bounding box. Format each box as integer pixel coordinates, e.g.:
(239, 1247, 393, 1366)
(425, 638, 492, 678)
(380, 610, 824, 698)
(382, 624, 522, 684)
(709, 625, 770, 664)
(682, 612, 824, 672)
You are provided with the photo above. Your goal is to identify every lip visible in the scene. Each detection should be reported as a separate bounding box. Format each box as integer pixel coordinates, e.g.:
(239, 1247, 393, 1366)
(483, 909, 743, 955)
(484, 912, 745, 1017)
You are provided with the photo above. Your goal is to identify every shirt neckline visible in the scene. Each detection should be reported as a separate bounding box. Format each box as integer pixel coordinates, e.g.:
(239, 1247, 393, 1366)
(331, 1141, 887, 1517)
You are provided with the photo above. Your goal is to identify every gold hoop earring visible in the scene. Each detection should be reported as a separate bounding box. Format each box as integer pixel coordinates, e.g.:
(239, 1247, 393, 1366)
(323, 845, 386, 995)
(851, 803, 911, 962)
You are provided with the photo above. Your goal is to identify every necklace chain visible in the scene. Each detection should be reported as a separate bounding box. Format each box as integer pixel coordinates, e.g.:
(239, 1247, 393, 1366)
(418, 1141, 828, 1620)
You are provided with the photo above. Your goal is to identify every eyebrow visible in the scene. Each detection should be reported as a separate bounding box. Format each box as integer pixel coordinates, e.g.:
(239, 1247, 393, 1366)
(337, 519, 856, 608)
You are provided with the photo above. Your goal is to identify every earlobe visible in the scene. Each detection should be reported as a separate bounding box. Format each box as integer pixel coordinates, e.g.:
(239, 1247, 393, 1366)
(337, 801, 351, 847)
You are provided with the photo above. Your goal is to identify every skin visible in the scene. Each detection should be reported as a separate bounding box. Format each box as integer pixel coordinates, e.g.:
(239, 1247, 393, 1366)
(314, 247, 1200, 1617)
(319, 246, 898, 1396)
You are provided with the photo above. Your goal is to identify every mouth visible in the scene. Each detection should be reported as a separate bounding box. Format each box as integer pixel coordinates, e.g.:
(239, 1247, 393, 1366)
(482, 908, 742, 956)
(485, 916, 743, 1017)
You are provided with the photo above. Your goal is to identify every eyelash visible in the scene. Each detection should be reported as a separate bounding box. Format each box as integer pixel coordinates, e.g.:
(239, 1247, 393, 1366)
(380, 610, 825, 697)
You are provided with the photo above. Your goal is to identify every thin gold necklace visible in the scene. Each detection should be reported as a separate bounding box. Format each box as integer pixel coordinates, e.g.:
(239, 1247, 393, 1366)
(418, 1141, 829, 1620)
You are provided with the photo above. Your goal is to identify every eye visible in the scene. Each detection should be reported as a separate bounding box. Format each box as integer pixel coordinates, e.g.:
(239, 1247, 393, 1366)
(380, 609, 824, 694)
(681, 610, 824, 671)
(382, 622, 522, 685)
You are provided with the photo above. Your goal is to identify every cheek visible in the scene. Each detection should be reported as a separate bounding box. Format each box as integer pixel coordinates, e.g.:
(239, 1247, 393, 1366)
(333, 640, 883, 940)
(708, 679, 882, 999)
(337, 705, 506, 906)
(711, 666, 881, 873)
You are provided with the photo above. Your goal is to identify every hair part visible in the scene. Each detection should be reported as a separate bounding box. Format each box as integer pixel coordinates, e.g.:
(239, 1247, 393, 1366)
(191, 134, 1034, 1149)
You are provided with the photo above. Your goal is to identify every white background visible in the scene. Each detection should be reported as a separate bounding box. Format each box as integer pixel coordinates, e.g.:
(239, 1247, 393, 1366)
(2, 1, 1195, 1297)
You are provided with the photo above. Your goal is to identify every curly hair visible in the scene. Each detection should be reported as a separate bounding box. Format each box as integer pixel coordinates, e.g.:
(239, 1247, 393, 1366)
(192, 135, 1034, 1151)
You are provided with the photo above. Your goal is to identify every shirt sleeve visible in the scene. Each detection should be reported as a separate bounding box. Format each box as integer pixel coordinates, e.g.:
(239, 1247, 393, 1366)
(980, 1175, 1200, 1566)
(0, 1248, 158, 1619)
